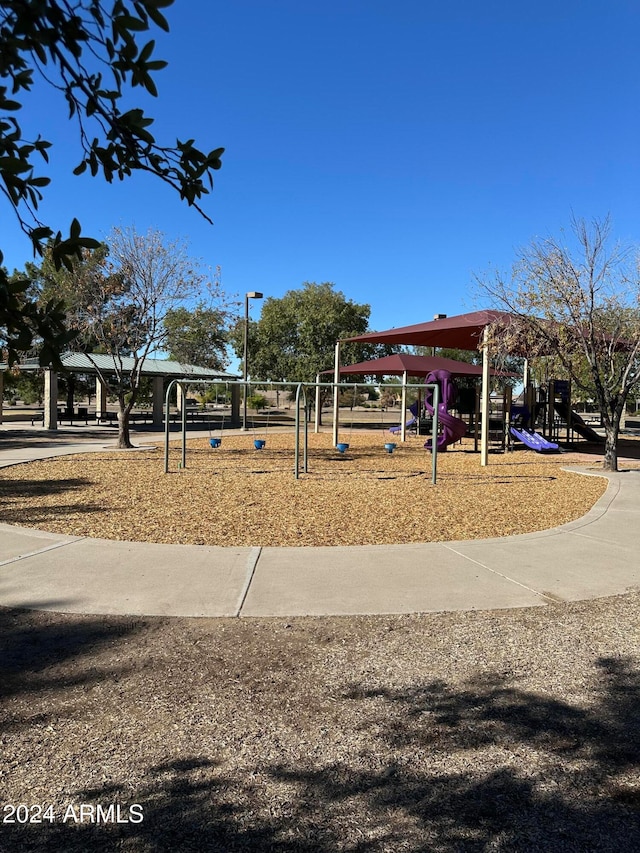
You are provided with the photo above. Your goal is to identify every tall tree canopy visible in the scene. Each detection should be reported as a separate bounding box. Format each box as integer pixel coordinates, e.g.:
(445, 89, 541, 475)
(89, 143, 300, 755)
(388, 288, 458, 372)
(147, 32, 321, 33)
(0, 0, 223, 365)
(230, 282, 382, 384)
(164, 268, 230, 370)
(477, 216, 640, 471)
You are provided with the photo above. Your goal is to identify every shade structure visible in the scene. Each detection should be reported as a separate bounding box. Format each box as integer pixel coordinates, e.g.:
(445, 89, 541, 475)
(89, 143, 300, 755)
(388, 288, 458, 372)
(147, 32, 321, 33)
(343, 310, 515, 351)
(325, 351, 515, 446)
(336, 310, 520, 465)
(324, 352, 506, 378)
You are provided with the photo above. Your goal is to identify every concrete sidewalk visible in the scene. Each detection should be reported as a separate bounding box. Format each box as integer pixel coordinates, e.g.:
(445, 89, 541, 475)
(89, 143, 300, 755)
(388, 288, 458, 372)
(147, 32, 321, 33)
(1, 426, 639, 618)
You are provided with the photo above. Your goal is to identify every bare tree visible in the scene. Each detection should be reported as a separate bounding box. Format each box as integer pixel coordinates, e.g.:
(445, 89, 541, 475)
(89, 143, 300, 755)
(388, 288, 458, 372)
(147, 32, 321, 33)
(68, 226, 227, 448)
(476, 216, 640, 471)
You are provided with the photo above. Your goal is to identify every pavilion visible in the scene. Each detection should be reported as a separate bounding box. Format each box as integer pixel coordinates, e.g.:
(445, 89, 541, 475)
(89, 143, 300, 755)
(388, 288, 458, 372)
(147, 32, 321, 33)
(0, 353, 240, 430)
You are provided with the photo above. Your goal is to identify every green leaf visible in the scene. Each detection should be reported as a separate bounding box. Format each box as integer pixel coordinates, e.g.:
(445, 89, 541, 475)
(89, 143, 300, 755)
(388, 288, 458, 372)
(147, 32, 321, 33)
(30, 226, 53, 241)
(138, 39, 156, 63)
(145, 5, 170, 32)
(117, 14, 148, 32)
(0, 156, 30, 174)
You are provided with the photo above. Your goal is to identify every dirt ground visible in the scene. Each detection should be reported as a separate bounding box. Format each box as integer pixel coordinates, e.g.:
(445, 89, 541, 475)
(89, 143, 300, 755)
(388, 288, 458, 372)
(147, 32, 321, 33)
(2, 595, 640, 852)
(0, 431, 619, 547)
(2, 431, 639, 851)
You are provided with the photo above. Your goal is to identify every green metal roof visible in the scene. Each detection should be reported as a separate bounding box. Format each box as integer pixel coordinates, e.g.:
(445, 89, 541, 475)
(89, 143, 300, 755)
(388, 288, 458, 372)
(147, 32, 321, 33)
(2, 352, 239, 380)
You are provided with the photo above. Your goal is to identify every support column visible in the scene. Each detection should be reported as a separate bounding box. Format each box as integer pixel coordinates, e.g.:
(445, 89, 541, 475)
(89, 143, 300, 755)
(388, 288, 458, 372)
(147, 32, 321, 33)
(481, 327, 490, 466)
(44, 368, 58, 430)
(96, 376, 108, 419)
(176, 382, 185, 413)
(152, 376, 164, 429)
(0, 370, 3, 425)
(230, 384, 240, 427)
(400, 371, 408, 442)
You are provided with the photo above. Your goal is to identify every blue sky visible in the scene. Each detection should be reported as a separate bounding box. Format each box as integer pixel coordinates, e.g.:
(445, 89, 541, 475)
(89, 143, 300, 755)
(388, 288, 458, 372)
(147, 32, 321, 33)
(4, 0, 640, 340)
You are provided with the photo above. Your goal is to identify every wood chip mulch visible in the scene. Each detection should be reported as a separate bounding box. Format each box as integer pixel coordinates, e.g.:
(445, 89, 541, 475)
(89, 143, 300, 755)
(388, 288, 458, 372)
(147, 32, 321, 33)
(0, 432, 611, 546)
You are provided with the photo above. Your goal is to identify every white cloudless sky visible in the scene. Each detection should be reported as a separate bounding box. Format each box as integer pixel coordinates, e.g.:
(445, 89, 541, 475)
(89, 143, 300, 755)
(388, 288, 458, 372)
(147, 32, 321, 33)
(4, 0, 640, 338)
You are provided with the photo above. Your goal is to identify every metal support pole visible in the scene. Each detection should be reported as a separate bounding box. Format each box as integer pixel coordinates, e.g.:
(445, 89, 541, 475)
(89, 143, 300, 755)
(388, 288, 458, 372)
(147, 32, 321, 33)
(163, 378, 176, 473)
(314, 372, 321, 433)
(481, 326, 490, 466)
(242, 296, 249, 431)
(294, 382, 309, 479)
(431, 383, 439, 485)
(332, 341, 340, 446)
(242, 291, 263, 431)
(181, 382, 187, 469)
(400, 370, 408, 442)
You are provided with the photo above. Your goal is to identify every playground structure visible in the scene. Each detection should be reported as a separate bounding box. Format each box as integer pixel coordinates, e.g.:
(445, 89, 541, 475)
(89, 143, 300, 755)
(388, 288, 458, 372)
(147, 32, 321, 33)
(388, 372, 511, 454)
(510, 378, 604, 453)
(384, 371, 604, 457)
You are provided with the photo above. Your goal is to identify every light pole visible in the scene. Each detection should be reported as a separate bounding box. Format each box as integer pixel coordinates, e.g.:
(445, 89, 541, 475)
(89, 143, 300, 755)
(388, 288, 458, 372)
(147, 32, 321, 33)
(242, 291, 263, 430)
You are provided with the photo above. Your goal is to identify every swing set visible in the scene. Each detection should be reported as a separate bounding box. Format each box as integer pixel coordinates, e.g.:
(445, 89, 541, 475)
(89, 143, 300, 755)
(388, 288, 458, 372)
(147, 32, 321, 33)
(163, 378, 441, 483)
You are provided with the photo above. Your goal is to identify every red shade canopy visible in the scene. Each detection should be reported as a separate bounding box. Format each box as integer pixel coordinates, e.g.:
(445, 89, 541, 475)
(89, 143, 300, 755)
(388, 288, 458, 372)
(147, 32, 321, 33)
(343, 310, 515, 351)
(322, 352, 494, 378)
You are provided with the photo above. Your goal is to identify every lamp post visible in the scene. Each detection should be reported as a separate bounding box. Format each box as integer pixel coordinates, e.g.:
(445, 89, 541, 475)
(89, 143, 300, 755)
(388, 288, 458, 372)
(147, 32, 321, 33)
(242, 291, 263, 430)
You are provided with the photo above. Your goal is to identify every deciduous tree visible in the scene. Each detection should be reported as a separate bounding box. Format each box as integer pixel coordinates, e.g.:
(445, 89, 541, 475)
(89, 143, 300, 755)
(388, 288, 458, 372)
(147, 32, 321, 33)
(164, 272, 230, 370)
(230, 282, 383, 381)
(32, 227, 229, 448)
(477, 216, 640, 471)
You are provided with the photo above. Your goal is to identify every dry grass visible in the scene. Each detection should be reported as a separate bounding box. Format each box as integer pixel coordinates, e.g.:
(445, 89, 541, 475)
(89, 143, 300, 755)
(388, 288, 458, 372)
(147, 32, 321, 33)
(0, 431, 610, 546)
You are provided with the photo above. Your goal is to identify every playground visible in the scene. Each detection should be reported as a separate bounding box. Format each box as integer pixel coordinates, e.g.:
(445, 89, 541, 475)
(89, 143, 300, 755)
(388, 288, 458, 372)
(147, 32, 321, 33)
(0, 429, 611, 547)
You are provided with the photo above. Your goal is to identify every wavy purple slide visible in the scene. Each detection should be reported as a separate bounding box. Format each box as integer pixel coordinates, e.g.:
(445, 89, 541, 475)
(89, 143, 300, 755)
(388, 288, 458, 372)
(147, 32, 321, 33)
(510, 426, 559, 452)
(423, 370, 467, 451)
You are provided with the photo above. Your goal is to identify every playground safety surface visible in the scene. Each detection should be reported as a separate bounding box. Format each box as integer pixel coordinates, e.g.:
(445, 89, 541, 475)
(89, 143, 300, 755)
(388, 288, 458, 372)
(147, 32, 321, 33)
(1, 425, 639, 618)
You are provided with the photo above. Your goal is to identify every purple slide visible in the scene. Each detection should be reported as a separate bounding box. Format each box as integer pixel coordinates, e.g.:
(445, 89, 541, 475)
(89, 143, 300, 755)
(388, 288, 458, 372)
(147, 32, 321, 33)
(510, 426, 559, 453)
(423, 370, 467, 451)
(389, 402, 419, 435)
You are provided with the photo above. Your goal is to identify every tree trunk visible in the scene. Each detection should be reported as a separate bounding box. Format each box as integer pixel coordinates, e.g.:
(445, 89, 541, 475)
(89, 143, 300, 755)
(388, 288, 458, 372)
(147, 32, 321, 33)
(603, 422, 618, 471)
(602, 405, 624, 472)
(316, 388, 332, 426)
(116, 398, 134, 449)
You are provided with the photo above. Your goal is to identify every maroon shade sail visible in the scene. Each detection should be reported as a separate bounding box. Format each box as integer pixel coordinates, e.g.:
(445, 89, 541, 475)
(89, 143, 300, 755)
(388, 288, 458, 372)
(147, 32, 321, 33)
(342, 310, 515, 351)
(321, 352, 498, 378)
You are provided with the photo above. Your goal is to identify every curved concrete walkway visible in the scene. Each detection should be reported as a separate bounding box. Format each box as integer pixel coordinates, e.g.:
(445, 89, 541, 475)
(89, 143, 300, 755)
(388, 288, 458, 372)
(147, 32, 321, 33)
(1, 427, 639, 617)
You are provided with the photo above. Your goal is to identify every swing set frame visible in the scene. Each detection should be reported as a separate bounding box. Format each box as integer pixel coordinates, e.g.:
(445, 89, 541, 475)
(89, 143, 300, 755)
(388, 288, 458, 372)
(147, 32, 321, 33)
(163, 378, 440, 483)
